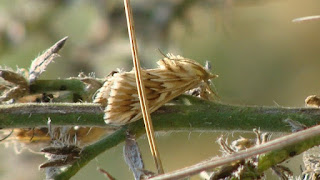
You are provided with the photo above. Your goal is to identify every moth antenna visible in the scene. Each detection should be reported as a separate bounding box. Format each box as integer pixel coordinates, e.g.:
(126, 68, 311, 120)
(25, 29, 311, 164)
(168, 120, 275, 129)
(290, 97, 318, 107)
(157, 48, 169, 59)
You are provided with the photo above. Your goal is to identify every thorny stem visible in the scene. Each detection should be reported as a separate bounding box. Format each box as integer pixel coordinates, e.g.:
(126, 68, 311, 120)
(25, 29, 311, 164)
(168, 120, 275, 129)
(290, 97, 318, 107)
(1, 95, 320, 130)
(124, 0, 164, 174)
(0, 103, 105, 128)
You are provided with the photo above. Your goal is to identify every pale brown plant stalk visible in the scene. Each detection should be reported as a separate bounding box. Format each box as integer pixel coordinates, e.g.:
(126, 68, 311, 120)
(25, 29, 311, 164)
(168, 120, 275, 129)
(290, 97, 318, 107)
(292, 15, 320, 22)
(123, 0, 164, 174)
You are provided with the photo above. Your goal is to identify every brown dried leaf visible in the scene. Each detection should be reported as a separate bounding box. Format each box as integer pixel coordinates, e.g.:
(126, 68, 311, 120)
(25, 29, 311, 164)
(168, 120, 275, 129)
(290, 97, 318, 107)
(0, 69, 28, 87)
(0, 86, 28, 102)
(39, 155, 78, 168)
(29, 36, 68, 84)
(0, 69, 29, 101)
(41, 145, 81, 156)
(40, 144, 81, 168)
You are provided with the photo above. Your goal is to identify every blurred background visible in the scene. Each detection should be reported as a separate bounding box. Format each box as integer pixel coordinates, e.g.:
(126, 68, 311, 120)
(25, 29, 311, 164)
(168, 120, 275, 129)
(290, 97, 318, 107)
(0, 0, 319, 179)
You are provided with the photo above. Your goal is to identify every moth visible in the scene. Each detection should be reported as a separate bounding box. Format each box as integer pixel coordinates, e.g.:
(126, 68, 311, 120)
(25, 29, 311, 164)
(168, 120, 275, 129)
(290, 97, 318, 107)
(94, 54, 218, 125)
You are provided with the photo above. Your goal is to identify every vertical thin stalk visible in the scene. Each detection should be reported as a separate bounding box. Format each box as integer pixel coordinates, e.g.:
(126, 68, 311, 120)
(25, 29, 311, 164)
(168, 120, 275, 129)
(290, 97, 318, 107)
(123, 0, 164, 174)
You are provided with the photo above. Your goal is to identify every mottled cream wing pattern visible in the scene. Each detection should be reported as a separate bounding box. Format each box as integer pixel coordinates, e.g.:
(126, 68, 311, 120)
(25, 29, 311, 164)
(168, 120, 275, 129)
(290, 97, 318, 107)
(94, 54, 217, 125)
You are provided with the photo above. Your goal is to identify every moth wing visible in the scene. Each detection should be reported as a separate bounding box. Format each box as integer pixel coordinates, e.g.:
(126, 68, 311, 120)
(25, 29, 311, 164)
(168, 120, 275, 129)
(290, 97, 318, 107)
(93, 76, 117, 106)
(102, 70, 201, 125)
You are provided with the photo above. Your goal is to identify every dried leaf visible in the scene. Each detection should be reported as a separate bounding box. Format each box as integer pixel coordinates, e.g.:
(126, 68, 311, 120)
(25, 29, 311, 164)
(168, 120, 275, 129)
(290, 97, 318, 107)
(29, 36, 68, 83)
(39, 155, 78, 168)
(0, 86, 28, 102)
(94, 54, 218, 125)
(0, 69, 28, 101)
(123, 132, 144, 180)
(41, 145, 81, 156)
(40, 145, 81, 168)
(0, 69, 28, 87)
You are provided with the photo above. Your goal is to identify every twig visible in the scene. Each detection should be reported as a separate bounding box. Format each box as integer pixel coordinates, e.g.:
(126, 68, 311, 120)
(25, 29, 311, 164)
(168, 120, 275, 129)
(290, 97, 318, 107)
(124, 0, 164, 174)
(149, 124, 320, 180)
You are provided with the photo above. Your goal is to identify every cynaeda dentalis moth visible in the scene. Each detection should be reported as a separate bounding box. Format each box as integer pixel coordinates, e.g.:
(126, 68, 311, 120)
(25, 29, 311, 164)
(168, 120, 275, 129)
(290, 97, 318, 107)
(94, 54, 218, 125)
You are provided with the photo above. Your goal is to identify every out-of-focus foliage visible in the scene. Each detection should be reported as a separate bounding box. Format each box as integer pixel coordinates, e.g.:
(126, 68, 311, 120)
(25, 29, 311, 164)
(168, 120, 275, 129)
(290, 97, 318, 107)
(1, 0, 320, 107)
(1, 0, 320, 179)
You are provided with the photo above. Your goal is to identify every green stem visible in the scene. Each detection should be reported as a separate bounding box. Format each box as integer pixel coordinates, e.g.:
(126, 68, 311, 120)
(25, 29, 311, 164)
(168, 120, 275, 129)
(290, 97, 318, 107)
(0, 103, 105, 128)
(1, 95, 319, 132)
(30, 79, 87, 95)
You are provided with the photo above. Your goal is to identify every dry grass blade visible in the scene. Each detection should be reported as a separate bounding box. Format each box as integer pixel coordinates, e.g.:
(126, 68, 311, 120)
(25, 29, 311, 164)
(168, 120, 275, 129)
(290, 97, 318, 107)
(292, 15, 320, 23)
(124, 0, 164, 174)
(29, 36, 68, 84)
